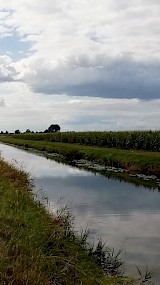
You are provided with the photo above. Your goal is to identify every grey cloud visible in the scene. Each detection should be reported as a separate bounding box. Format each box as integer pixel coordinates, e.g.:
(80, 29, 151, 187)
(25, 56, 160, 99)
(0, 55, 19, 82)
(67, 114, 107, 126)
(0, 98, 5, 106)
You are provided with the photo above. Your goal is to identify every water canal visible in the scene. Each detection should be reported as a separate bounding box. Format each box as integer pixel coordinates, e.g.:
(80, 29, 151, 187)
(0, 143, 160, 283)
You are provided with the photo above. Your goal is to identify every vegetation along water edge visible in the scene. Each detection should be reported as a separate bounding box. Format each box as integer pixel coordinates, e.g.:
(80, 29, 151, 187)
(11, 130, 160, 152)
(1, 157, 157, 284)
(0, 133, 160, 179)
(0, 158, 136, 285)
(0, 138, 159, 190)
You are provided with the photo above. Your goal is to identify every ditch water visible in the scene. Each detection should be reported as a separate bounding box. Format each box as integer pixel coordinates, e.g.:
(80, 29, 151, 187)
(0, 143, 160, 283)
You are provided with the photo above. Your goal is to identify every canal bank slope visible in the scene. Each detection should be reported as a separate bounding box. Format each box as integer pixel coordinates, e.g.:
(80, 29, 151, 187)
(0, 159, 133, 285)
(0, 136, 160, 177)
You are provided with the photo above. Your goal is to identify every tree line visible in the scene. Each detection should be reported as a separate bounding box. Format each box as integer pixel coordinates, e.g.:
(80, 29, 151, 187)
(0, 124, 61, 135)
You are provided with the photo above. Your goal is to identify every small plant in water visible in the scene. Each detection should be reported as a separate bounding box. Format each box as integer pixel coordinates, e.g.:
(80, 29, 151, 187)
(64, 150, 83, 162)
(88, 239, 124, 276)
(136, 266, 155, 284)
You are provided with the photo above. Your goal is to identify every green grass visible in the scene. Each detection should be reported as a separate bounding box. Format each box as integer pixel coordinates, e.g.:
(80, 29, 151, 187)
(0, 136, 160, 177)
(11, 130, 160, 152)
(0, 159, 133, 285)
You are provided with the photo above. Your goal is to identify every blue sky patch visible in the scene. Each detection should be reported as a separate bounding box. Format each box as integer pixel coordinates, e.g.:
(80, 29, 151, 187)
(0, 32, 31, 60)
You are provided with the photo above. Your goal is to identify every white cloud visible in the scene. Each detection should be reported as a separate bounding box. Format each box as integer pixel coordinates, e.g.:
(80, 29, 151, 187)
(0, 0, 158, 98)
(0, 0, 160, 58)
(0, 81, 159, 131)
(0, 55, 19, 81)
(0, 0, 160, 130)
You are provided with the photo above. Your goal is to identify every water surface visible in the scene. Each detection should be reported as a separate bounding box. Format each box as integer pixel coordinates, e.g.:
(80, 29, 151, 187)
(0, 143, 160, 282)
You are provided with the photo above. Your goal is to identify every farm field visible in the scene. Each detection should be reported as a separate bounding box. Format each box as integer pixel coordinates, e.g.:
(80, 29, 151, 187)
(12, 130, 160, 151)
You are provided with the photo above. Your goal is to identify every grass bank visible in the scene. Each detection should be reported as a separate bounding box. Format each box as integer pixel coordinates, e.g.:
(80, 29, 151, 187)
(11, 130, 160, 152)
(0, 159, 133, 285)
(0, 136, 160, 177)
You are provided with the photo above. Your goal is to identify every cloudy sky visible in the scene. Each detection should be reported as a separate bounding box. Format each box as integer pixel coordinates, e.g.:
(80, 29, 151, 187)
(0, 0, 160, 132)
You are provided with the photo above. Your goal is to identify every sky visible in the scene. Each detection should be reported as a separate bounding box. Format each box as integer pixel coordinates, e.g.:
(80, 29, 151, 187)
(0, 0, 160, 132)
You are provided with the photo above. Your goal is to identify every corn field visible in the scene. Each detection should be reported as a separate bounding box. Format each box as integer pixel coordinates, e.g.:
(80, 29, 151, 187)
(13, 130, 160, 152)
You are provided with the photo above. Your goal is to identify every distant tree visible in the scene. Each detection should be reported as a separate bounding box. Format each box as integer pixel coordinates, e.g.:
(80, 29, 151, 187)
(15, 129, 20, 134)
(44, 129, 49, 133)
(48, 124, 60, 133)
(1, 131, 3, 134)
(5, 131, 8, 134)
(26, 129, 31, 133)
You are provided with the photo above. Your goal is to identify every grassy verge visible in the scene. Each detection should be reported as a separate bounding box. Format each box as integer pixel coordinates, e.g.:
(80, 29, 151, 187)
(0, 159, 133, 285)
(10, 130, 160, 152)
(0, 136, 160, 177)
